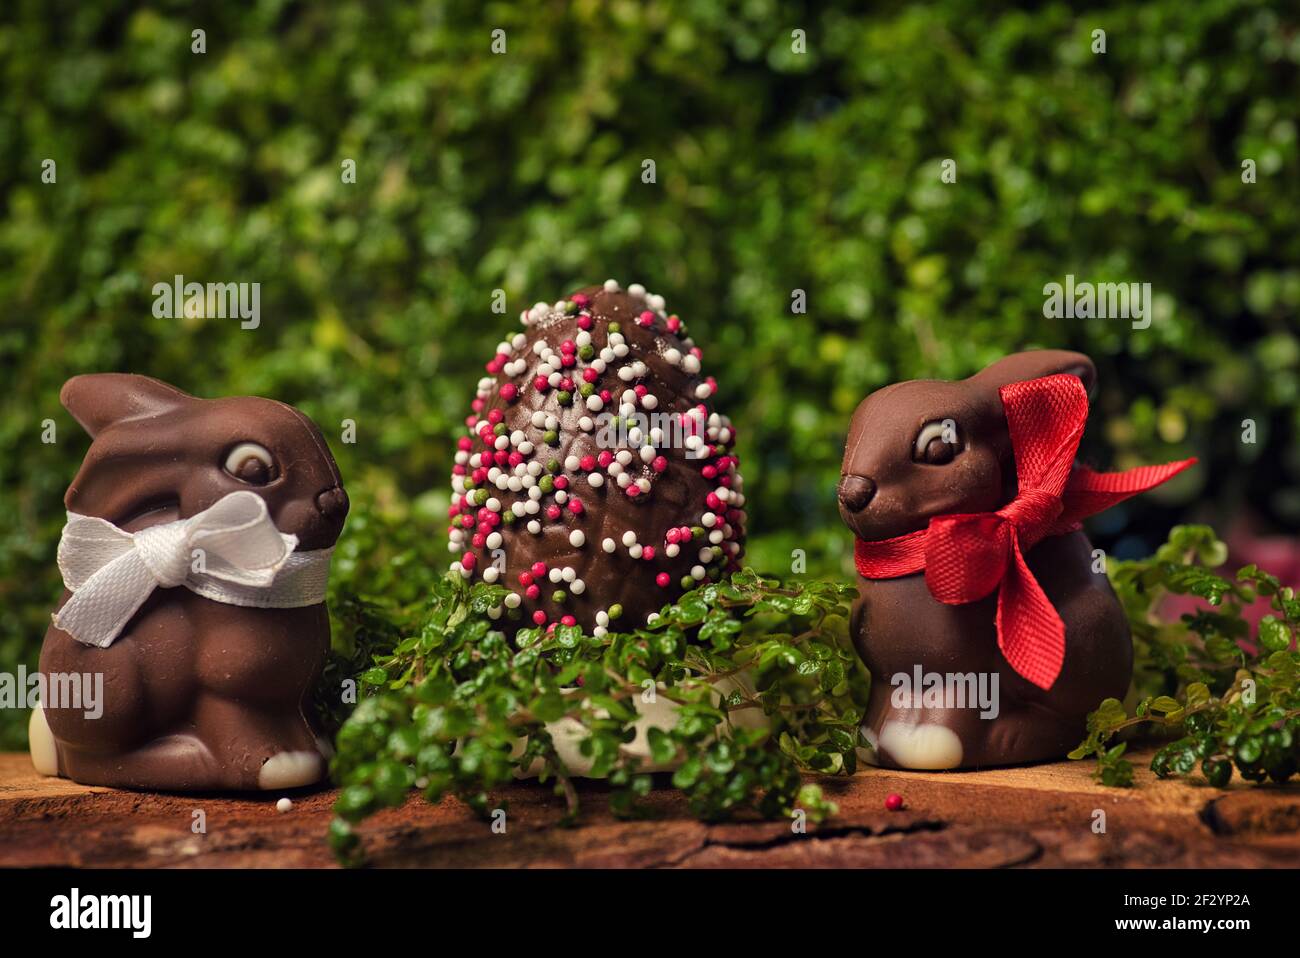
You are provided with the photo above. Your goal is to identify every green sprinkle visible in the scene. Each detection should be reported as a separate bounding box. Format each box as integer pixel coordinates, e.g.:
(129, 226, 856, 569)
(578, 344, 595, 361)
(542, 429, 558, 444)
(608, 321, 621, 333)
(552, 590, 567, 604)
(502, 511, 515, 524)
(493, 422, 507, 436)
(546, 459, 561, 473)
(579, 383, 595, 397)
(556, 390, 572, 406)
(608, 603, 623, 621)
(691, 525, 705, 539)
(539, 475, 554, 493)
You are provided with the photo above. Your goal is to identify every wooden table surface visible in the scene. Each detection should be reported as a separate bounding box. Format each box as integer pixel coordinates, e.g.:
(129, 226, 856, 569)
(2, 749, 1298, 868)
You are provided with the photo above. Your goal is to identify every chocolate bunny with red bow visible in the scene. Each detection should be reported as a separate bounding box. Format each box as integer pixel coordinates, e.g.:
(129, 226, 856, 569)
(30, 374, 349, 791)
(839, 351, 1193, 769)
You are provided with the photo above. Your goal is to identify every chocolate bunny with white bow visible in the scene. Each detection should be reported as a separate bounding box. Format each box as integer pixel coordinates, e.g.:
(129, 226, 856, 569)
(30, 374, 349, 791)
(839, 351, 1192, 770)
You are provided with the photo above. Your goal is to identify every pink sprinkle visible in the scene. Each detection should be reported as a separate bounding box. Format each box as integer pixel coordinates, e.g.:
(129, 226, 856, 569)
(534, 375, 550, 391)
(568, 499, 584, 515)
(637, 310, 655, 327)
(667, 315, 681, 333)
(572, 293, 590, 307)
(500, 383, 518, 402)
(519, 572, 534, 586)
(634, 384, 648, 398)
(656, 572, 670, 587)
(471, 533, 485, 548)
(597, 451, 614, 467)
(561, 340, 576, 354)
(706, 493, 722, 510)
(526, 584, 541, 600)
(531, 562, 546, 578)
(577, 314, 592, 330)
(546, 505, 562, 520)
(461, 553, 477, 570)
(582, 368, 599, 383)
(554, 475, 569, 490)
(580, 455, 597, 472)
(457, 437, 473, 451)
(642, 546, 656, 560)
(652, 455, 668, 473)
(488, 409, 504, 424)
(561, 615, 576, 627)
(533, 611, 547, 626)
(626, 485, 641, 498)
(702, 465, 717, 479)
(666, 528, 681, 544)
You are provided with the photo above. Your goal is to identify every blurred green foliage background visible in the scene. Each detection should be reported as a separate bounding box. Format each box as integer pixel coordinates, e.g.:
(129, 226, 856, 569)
(2, 0, 1298, 748)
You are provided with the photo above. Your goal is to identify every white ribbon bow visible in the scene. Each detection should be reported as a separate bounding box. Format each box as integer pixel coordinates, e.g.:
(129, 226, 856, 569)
(54, 490, 333, 648)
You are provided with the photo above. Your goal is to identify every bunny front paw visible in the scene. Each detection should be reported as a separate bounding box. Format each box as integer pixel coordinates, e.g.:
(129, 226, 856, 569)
(258, 749, 326, 790)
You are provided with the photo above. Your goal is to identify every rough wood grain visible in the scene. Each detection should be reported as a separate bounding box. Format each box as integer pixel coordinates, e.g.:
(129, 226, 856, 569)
(1, 750, 1298, 868)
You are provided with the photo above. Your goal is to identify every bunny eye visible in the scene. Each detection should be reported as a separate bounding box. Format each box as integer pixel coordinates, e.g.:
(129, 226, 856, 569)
(224, 442, 277, 485)
(914, 420, 959, 465)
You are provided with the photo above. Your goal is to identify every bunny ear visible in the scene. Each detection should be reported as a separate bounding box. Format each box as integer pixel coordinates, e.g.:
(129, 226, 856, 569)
(61, 374, 194, 437)
(970, 350, 1097, 399)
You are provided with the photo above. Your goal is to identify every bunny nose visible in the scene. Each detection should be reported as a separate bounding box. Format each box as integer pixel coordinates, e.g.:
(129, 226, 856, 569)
(838, 475, 876, 512)
(316, 486, 349, 519)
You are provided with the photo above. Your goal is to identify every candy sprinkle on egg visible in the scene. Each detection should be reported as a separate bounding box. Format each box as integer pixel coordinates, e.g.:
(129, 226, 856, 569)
(446, 281, 746, 633)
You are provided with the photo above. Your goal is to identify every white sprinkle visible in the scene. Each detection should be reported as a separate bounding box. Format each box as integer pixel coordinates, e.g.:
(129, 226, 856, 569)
(642, 394, 658, 410)
(629, 544, 643, 559)
(483, 566, 500, 584)
(486, 532, 502, 549)
(562, 566, 577, 582)
(549, 567, 563, 583)
(596, 610, 609, 627)
(276, 798, 293, 813)
(701, 512, 717, 527)
(571, 579, 585, 595)
(691, 565, 706, 580)
(602, 537, 617, 553)
(628, 283, 646, 297)
(666, 543, 681, 558)
(569, 530, 586, 548)
(531, 411, 547, 427)
(504, 592, 521, 609)
(527, 520, 541, 534)
(586, 395, 604, 411)
(604, 278, 619, 291)
(588, 472, 605, 488)
(622, 531, 637, 547)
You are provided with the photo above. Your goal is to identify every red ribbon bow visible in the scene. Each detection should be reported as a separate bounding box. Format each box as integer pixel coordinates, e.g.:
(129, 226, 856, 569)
(853, 373, 1195, 690)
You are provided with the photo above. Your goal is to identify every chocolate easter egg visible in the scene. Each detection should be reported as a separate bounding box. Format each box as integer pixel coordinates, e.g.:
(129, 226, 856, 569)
(447, 280, 746, 633)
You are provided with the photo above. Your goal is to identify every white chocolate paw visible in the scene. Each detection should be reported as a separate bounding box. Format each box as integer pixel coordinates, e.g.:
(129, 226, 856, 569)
(28, 704, 59, 776)
(877, 721, 963, 769)
(258, 750, 324, 790)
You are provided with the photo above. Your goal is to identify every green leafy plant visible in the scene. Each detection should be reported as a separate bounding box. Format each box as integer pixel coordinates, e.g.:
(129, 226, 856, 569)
(326, 568, 868, 865)
(1071, 525, 1300, 788)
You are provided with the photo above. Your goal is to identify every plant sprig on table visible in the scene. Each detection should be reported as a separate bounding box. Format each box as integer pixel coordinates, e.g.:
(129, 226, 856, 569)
(324, 569, 869, 865)
(1071, 525, 1300, 788)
